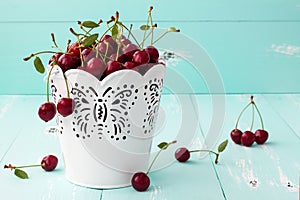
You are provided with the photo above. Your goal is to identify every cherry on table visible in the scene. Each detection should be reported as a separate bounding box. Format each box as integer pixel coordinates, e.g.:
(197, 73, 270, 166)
(57, 98, 75, 117)
(255, 129, 269, 144)
(241, 131, 255, 147)
(175, 147, 190, 162)
(230, 129, 243, 144)
(38, 102, 56, 122)
(131, 172, 150, 191)
(41, 155, 58, 171)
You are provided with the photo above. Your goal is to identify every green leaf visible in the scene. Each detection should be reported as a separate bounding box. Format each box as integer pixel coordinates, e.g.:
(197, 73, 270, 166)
(33, 56, 45, 74)
(218, 139, 228, 153)
(140, 25, 151, 30)
(14, 169, 29, 179)
(167, 27, 177, 32)
(82, 34, 98, 47)
(157, 142, 168, 150)
(111, 24, 118, 40)
(82, 21, 99, 28)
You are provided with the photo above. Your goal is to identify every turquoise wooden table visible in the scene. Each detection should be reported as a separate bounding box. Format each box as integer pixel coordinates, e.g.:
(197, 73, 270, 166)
(0, 94, 299, 199)
(0, 0, 300, 199)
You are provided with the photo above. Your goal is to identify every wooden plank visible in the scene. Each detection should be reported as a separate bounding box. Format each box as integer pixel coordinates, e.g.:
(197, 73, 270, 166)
(101, 94, 226, 199)
(0, 95, 101, 199)
(1, 0, 300, 21)
(264, 94, 300, 138)
(193, 94, 300, 199)
(1, 22, 300, 95)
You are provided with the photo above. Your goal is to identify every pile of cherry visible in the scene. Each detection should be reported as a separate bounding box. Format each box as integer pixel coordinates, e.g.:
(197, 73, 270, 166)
(51, 35, 161, 79)
(230, 96, 269, 147)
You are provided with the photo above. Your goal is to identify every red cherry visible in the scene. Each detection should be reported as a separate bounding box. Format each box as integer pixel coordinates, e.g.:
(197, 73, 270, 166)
(100, 34, 117, 48)
(175, 147, 190, 162)
(131, 172, 150, 191)
(97, 42, 114, 57)
(57, 54, 80, 72)
(124, 61, 136, 69)
(145, 46, 159, 63)
(241, 131, 255, 147)
(67, 42, 81, 57)
(255, 129, 269, 144)
(105, 61, 124, 75)
(82, 48, 96, 63)
(121, 38, 131, 46)
(38, 102, 56, 122)
(230, 129, 243, 144)
(41, 155, 58, 171)
(133, 50, 150, 65)
(109, 53, 128, 63)
(57, 98, 75, 117)
(48, 53, 62, 65)
(86, 57, 106, 78)
(123, 44, 139, 60)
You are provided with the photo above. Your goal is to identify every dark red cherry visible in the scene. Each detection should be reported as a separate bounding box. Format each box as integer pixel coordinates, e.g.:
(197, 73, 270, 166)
(133, 50, 150, 65)
(38, 102, 56, 122)
(57, 98, 75, 117)
(230, 129, 243, 144)
(123, 44, 139, 60)
(86, 57, 106, 78)
(175, 147, 190, 162)
(57, 54, 80, 72)
(105, 61, 124, 75)
(41, 155, 58, 171)
(109, 53, 128, 63)
(82, 48, 96, 63)
(145, 46, 159, 63)
(124, 61, 136, 69)
(97, 42, 114, 57)
(67, 42, 81, 57)
(241, 131, 255, 147)
(131, 172, 150, 191)
(255, 129, 269, 144)
(100, 34, 117, 48)
(48, 53, 62, 65)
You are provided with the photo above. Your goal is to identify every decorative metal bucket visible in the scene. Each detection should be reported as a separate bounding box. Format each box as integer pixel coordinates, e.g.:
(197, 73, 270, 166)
(49, 64, 165, 188)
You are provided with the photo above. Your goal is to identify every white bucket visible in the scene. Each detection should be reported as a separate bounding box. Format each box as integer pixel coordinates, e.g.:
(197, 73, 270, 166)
(49, 64, 166, 188)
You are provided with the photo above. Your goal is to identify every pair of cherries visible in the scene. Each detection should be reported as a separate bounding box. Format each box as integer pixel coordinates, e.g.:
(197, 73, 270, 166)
(230, 96, 269, 147)
(38, 98, 75, 122)
(132, 139, 228, 191)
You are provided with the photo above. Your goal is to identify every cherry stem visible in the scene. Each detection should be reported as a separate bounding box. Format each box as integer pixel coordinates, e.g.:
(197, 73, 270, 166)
(127, 24, 133, 39)
(23, 51, 58, 61)
(117, 22, 141, 48)
(146, 140, 176, 175)
(63, 74, 71, 99)
(253, 103, 264, 130)
(46, 65, 55, 102)
(151, 31, 168, 45)
(235, 102, 251, 130)
(189, 150, 220, 164)
(4, 163, 45, 170)
(141, 11, 150, 48)
(250, 103, 255, 132)
(51, 33, 63, 52)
